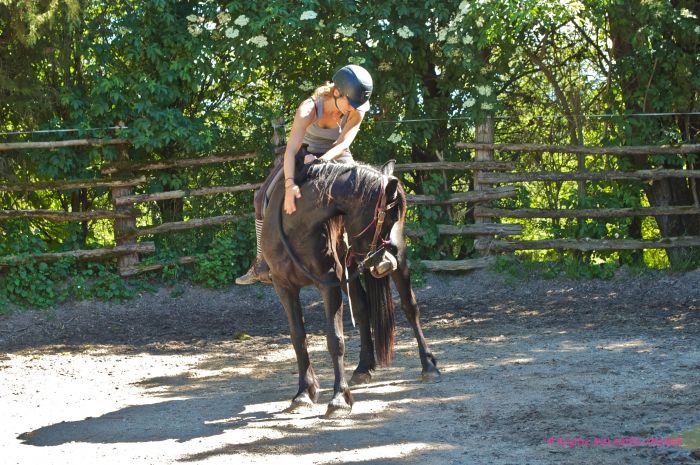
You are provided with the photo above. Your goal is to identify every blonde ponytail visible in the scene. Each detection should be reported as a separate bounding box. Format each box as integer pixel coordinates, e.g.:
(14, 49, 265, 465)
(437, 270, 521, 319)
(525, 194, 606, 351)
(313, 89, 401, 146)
(312, 81, 335, 99)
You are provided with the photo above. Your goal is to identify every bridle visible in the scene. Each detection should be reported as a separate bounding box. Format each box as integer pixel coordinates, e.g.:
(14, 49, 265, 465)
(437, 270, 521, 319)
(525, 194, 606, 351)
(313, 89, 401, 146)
(346, 175, 399, 270)
(277, 175, 399, 288)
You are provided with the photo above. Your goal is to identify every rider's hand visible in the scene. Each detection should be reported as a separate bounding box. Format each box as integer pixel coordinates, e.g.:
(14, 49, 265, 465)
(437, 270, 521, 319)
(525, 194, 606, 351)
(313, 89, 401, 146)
(284, 185, 301, 214)
(303, 154, 316, 164)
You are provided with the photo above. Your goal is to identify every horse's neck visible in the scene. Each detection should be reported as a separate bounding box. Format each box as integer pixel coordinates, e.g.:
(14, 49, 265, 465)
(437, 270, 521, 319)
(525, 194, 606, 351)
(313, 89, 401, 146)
(331, 188, 379, 238)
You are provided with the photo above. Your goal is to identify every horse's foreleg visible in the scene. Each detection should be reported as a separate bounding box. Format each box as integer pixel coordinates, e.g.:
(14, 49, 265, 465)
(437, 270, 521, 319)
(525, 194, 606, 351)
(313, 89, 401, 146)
(319, 284, 353, 418)
(392, 263, 441, 382)
(344, 275, 375, 385)
(273, 282, 319, 411)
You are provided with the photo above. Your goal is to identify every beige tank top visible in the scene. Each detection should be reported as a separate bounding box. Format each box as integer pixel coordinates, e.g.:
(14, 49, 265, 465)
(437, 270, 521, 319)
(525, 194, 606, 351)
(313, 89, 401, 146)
(303, 97, 352, 160)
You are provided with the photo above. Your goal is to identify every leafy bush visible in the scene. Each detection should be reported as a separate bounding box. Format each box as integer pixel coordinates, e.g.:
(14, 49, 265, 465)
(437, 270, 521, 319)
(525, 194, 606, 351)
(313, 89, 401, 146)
(191, 221, 255, 288)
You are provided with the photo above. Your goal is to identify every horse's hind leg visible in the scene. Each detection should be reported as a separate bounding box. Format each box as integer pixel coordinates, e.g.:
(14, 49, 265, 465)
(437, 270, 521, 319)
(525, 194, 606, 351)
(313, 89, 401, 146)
(344, 275, 375, 386)
(273, 282, 319, 411)
(392, 263, 441, 382)
(319, 284, 353, 418)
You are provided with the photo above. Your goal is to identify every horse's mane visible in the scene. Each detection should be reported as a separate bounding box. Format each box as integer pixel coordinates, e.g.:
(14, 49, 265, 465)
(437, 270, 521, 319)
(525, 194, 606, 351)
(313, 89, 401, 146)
(303, 160, 385, 205)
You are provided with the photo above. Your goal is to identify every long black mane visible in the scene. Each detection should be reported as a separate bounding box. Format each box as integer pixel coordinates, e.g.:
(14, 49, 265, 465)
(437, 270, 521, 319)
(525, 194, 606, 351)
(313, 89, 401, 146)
(302, 161, 386, 207)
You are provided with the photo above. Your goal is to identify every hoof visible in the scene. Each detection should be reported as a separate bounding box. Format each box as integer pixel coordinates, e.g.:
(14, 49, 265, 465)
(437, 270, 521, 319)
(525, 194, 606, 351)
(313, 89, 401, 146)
(421, 366, 441, 383)
(324, 396, 352, 419)
(284, 392, 314, 413)
(349, 371, 372, 386)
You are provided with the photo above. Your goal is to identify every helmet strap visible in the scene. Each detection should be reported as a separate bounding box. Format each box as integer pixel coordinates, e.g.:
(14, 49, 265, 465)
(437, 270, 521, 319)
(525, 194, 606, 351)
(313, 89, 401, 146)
(333, 89, 348, 115)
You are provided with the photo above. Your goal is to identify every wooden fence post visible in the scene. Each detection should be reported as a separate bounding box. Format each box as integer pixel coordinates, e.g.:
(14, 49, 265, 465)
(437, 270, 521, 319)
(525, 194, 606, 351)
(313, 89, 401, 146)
(474, 116, 495, 254)
(111, 145, 140, 275)
(271, 117, 286, 158)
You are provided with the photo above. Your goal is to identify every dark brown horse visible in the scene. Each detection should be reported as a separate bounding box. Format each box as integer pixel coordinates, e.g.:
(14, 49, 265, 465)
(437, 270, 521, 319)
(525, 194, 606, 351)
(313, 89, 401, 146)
(261, 159, 439, 417)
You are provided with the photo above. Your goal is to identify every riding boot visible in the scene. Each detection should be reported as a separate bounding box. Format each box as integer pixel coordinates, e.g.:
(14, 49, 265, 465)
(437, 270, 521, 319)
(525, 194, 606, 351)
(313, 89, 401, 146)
(235, 219, 272, 285)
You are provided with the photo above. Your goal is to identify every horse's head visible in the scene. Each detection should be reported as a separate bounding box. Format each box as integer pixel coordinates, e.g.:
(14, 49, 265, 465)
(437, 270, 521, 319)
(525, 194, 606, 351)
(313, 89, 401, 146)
(302, 159, 405, 276)
(342, 160, 404, 277)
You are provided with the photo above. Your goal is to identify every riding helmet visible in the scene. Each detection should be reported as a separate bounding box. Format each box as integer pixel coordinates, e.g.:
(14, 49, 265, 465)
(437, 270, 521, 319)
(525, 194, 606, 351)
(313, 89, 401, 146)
(332, 65, 373, 112)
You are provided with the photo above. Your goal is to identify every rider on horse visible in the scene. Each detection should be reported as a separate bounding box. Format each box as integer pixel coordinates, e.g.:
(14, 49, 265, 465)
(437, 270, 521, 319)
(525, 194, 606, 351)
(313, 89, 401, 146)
(236, 64, 374, 285)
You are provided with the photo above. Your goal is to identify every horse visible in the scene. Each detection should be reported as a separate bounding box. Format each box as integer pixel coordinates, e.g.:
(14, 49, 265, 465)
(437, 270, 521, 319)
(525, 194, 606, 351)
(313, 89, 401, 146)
(261, 159, 440, 417)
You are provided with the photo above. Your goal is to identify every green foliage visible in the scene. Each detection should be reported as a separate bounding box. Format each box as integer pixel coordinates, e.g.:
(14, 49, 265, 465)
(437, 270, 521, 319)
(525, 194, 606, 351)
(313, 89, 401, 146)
(85, 267, 136, 301)
(0, 260, 136, 309)
(190, 221, 255, 288)
(494, 255, 617, 282)
(0, 260, 73, 309)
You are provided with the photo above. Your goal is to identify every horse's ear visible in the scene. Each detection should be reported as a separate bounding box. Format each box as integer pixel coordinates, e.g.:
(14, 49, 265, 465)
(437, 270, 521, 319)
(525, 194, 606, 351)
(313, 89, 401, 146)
(385, 176, 399, 201)
(380, 159, 396, 177)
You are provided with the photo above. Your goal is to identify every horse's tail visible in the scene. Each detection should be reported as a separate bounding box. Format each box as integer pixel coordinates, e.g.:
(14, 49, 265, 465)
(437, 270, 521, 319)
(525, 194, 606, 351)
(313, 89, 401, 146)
(363, 270, 395, 366)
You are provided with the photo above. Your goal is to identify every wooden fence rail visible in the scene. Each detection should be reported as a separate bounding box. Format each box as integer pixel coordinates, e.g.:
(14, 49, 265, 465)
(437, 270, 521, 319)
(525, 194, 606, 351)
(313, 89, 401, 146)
(0, 177, 146, 192)
(113, 183, 264, 206)
(475, 206, 700, 219)
(456, 142, 700, 155)
(0, 243, 155, 266)
(0, 138, 129, 152)
(479, 169, 700, 183)
(477, 236, 700, 252)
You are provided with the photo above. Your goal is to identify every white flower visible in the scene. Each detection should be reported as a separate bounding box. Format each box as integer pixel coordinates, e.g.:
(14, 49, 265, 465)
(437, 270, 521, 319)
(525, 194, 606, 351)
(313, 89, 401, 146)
(447, 35, 459, 44)
(299, 80, 315, 91)
(462, 97, 476, 108)
(463, 34, 473, 45)
(569, 1, 584, 14)
(680, 8, 696, 19)
(217, 12, 231, 24)
(336, 24, 356, 36)
(188, 24, 203, 36)
(378, 62, 392, 71)
(437, 29, 448, 41)
(205, 21, 216, 31)
(696, 25, 700, 34)
(225, 27, 239, 38)
(387, 133, 402, 143)
(366, 38, 378, 48)
(397, 25, 414, 38)
(234, 15, 249, 26)
(476, 85, 492, 96)
(481, 102, 493, 110)
(186, 14, 200, 22)
(349, 56, 366, 65)
(300, 10, 318, 20)
(248, 35, 268, 47)
(458, 0, 470, 13)
(476, 16, 485, 28)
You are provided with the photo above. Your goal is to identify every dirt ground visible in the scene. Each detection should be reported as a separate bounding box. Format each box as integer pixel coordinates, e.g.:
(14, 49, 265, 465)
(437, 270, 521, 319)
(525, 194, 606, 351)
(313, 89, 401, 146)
(1, 268, 699, 465)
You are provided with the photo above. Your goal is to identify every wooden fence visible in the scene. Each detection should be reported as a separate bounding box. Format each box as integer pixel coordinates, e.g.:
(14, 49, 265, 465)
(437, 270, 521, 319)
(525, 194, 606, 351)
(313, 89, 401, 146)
(458, 118, 700, 258)
(2, 124, 700, 276)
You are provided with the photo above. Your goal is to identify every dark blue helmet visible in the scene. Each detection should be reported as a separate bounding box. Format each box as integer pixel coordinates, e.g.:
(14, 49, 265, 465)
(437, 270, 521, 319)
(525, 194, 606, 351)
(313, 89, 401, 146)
(333, 65, 373, 112)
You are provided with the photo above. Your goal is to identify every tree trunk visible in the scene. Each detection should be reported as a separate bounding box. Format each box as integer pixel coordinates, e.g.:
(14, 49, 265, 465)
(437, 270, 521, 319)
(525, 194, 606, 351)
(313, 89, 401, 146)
(608, 1, 700, 268)
(155, 145, 185, 224)
(409, 47, 455, 257)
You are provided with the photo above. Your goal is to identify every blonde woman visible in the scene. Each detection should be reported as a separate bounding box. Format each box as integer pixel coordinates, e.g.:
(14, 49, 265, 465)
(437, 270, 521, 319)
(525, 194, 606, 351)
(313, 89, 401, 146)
(236, 64, 373, 285)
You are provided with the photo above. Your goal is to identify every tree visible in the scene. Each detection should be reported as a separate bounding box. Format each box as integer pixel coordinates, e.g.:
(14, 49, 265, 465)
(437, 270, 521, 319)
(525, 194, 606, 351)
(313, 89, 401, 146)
(605, 0, 700, 268)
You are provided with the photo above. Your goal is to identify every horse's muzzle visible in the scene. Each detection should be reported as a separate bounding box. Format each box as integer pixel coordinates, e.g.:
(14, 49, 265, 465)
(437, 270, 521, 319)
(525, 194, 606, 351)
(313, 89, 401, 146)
(369, 250, 398, 279)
